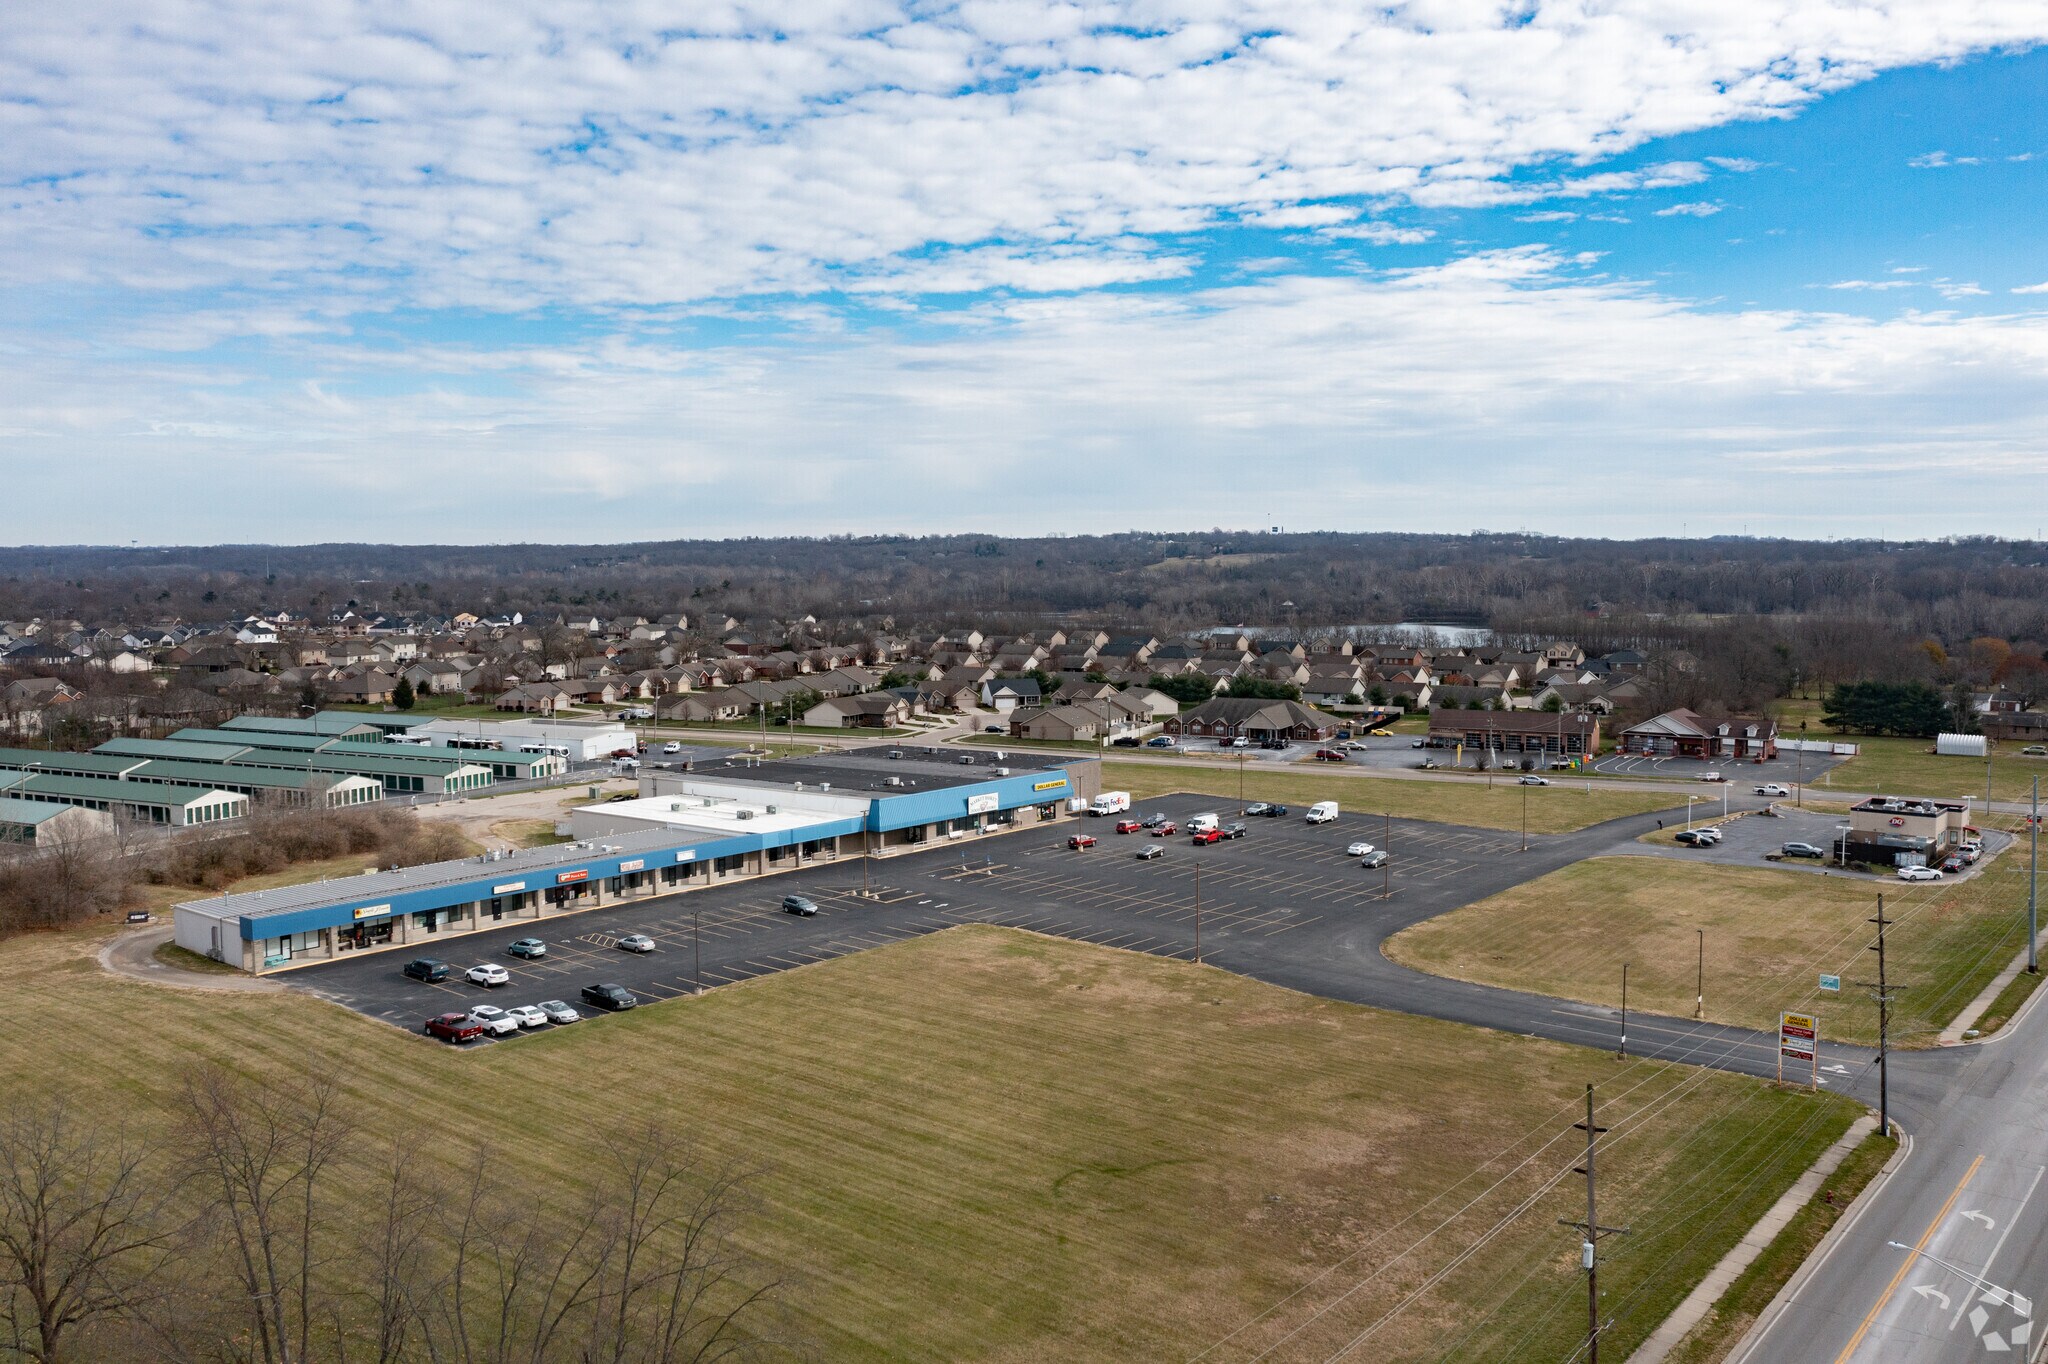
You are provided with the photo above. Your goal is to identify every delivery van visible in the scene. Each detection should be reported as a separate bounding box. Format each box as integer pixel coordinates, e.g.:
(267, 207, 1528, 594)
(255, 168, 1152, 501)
(1088, 790, 1132, 816)
(1187, 812, 1220, 834)
(1305, 801, 1339, 824)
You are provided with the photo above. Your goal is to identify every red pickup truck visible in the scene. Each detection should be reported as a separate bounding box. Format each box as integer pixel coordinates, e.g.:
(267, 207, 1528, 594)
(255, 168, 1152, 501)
(424, 1012, 485, 1044)
(1191, 828, 1226, 845)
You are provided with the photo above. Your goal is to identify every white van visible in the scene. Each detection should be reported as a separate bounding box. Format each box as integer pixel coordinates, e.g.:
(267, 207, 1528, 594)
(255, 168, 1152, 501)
(1089, 790, 1132, 817)
(1305, 801, 1339, 824)
(1187, 812, 1220, 834)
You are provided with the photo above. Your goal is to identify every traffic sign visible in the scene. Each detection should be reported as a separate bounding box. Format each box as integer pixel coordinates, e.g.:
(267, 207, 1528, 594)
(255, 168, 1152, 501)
(1818, 974, 1841, 993)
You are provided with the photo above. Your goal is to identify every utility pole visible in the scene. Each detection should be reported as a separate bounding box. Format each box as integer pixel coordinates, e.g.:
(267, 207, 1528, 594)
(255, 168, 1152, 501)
(1854, 895, 1903, 1139)
(692, 910, 701, 995)
(1560, 1085, 1628, 1364)
(2030, 777, 2039, 975)
(1695, 930, 1704, 1020)
(1383, 810, 1391, 899)
(1796, 721, 1806, 808)
(1521, 781, 1529, 853)
(1618, 963, 1629, 1058)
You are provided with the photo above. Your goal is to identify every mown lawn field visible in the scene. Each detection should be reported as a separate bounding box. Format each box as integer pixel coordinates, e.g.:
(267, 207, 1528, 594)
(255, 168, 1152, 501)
(1387, 844, 2038, 1048)
(1104, 760, 1680, 834)
(4, 921, 1854, 1362)
(1772, 697, 2047, 805)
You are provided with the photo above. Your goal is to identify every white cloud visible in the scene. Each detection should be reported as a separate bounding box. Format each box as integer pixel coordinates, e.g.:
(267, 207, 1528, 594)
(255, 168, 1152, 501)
(3, 3, 2046, 313)
(1316, 224, 1434, 244)
(1824, 280, 1915, 290)
(8, 250, 2048, 540)
(1515, 211, 1579, 223)
(2014, 282, 2048, 294)
(1910, 150, 1984, 167)
(1655, 201, 1724, 217)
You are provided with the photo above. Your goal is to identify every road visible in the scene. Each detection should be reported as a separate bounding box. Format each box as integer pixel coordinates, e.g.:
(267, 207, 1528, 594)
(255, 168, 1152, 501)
(1735, 1003, 2048, 1364)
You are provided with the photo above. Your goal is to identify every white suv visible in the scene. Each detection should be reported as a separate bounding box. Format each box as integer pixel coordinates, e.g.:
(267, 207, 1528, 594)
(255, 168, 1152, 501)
(467, 1005, 519, 1037)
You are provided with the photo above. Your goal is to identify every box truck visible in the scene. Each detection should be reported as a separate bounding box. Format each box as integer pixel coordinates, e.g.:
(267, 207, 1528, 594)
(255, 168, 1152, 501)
(1305, 801, 1339, 824)
(1088, 790, 1132, 816)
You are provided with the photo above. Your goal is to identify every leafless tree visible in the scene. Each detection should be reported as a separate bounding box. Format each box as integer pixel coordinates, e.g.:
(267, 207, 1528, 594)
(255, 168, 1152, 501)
(0, 1098, 183, 1364)
(171, 1064, 353, 1364)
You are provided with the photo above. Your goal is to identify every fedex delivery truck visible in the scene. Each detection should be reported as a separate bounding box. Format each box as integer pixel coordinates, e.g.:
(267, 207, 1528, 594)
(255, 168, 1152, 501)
(1089, 790, 1132, 816)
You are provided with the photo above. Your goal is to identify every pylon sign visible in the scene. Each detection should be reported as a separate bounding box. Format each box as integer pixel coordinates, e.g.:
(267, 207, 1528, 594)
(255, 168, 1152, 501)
(1779, 1010, 1818, 1088)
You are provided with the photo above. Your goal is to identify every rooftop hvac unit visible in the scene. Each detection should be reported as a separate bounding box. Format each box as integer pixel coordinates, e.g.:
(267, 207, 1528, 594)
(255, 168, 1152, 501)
(883, 776, 903, 787)
(794, 781, 804, 791)
(670, 802, 682, 812)
(819, 782, 830, 791)
(736, 809, 754, 821)
(765, 804, 778, 815)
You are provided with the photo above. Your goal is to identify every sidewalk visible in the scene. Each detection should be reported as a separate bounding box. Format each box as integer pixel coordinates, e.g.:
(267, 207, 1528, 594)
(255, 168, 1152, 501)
(1629, 1112, 1879, 1364)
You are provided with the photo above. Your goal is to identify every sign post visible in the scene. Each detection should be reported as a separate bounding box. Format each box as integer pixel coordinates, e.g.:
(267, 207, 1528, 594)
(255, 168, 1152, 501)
(1778, 1010, 1818, 1090)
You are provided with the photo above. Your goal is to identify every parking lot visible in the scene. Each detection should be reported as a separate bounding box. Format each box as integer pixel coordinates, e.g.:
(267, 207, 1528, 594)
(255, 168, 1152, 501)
(285, 791, 1618, 1046)
(1621, 805, 2012, 881)
(1587, 749, 1848, 784)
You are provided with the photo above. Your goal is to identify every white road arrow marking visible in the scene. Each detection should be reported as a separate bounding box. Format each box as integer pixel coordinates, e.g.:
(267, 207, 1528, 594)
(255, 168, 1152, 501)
(1915, 1285, 1953, 1310)
(1961, 1210, 1998, 1230)
(1823, 1064, 1850, 1074)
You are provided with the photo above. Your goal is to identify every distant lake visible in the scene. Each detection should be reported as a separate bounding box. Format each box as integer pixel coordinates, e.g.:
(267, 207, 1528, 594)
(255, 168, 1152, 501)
(1194, 622, 1495, 647)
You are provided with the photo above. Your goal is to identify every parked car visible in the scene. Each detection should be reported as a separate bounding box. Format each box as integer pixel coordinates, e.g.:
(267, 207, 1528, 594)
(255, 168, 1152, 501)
(782, 895, 818, 916)
(1699, 771, 1725, 782)
(1222, 823, 1248, 839)
(1781, 842, 1826, 859)
(424, 1012, 484, 1043)
(617, 933, 657, 953)
(536, 999, 581, 1024)
(467, 1005, 518, 1037)
(403, 958, 450, 983)
(1518, 775, 1550, 786)
(606, 792, 635, 802)
(508, 938, 548, 959)
(580, 983, 638, 1011)
(1359, 850, 1389, 869)
(1961, 845, 1982, 864)
(1345, 841, 1377, 857)
(505, 1004, 549, 1028)
(1693, 827, 1724, 844)
(984, 724, 1004, 733)
(1243, 802, 1273, 816)
(1068, 834, 1097, 850)
(1146, 735, 1175, 747)
(1755, 783, 1791, 797)
(2023, 745, 2048, 756)
(1411, 738, 1427, 748)
(466, 963, 510, 987)
(1674, 829, 1709, 846)
(663, 741, 682, 754)
(1369, 727, 1393, 737)
(1941, 854, 1968, 873)
(1136, 844, 1162, 860)
(1313, 748, 1346, 761)
(1140, 812, 1169, 828)
(1259, 738, 1289, 750)
(1192, 828, 1225, 845)
(1112, 736, 1142, 747)
(1115, 819, 1143, 834)
(1151, 821, 1178, 837)
(1260, 804, 1289, 818)
(1898, 864, 1944, 882)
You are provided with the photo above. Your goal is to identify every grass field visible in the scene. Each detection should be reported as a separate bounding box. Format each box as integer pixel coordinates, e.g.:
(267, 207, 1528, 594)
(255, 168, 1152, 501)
(1771, 697, 2048, 805)
(1387, 849, 2037, 1048)
(3, 922, 1855, 1362)
(1103, 760, 1681, 834)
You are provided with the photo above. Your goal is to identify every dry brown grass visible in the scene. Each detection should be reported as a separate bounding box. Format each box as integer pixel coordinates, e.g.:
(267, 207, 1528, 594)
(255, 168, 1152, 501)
(0, 919, 1858, 1362)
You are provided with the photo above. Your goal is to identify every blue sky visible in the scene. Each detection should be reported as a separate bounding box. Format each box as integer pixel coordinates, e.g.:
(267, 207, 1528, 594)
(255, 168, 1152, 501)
(3, 4, 2047, 545)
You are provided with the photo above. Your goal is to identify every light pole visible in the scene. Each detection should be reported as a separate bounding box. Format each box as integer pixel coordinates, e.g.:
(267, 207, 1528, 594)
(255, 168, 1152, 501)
(1796, 721, 1806, 808)
(692, 910, 702, 995)
(1521, 780, 1529, 853)
(1686, 796, 1701, 831)
(1618, 962, 1629, 1058)
(1194, 861, 1203, 965)
(1694, 929, 1704, 1019)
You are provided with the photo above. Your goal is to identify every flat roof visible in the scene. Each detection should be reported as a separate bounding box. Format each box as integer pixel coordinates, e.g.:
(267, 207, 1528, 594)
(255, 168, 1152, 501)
(220, 713, 382, 738)
(217, 824, 703, 925)
(174, 728, 334, 753)
(684, 745, 1073, 796)
(128, 759, 380, 793)
(580, 794, 850, 839)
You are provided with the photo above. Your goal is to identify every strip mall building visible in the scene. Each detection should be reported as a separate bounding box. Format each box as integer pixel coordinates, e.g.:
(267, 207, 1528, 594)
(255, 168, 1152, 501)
(174, 746, 1101, 973)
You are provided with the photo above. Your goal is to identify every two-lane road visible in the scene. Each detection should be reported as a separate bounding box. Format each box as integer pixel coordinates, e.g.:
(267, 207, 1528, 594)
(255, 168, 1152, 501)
(1737, 1003, 2048, 1363)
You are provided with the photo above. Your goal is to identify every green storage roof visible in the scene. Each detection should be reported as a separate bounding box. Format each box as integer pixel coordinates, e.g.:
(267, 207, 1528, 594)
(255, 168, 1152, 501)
(0, 747, 147, 779)
(95, 737, 251, 763)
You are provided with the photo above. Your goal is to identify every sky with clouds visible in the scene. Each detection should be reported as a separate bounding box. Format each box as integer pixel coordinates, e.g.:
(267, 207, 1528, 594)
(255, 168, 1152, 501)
(5, 2, 2048, 545)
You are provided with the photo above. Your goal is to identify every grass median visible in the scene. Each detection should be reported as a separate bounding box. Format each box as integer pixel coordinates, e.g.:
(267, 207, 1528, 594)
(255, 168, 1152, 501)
(7, 921, 1854, 1361)
(1387, 850, 2036, 1048)
(1104, 759, 1680, 834)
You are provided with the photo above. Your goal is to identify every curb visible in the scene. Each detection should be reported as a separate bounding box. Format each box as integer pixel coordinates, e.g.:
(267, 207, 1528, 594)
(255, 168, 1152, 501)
(1631, 1111, 1879, 1364)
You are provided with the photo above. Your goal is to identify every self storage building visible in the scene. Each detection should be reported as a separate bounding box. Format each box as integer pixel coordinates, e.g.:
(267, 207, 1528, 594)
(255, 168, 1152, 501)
(175, 746, 1101, 973)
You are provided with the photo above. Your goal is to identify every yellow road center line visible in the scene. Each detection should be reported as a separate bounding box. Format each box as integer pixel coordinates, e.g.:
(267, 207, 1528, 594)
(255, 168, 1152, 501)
(1832, 1152, 1984, 1364)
